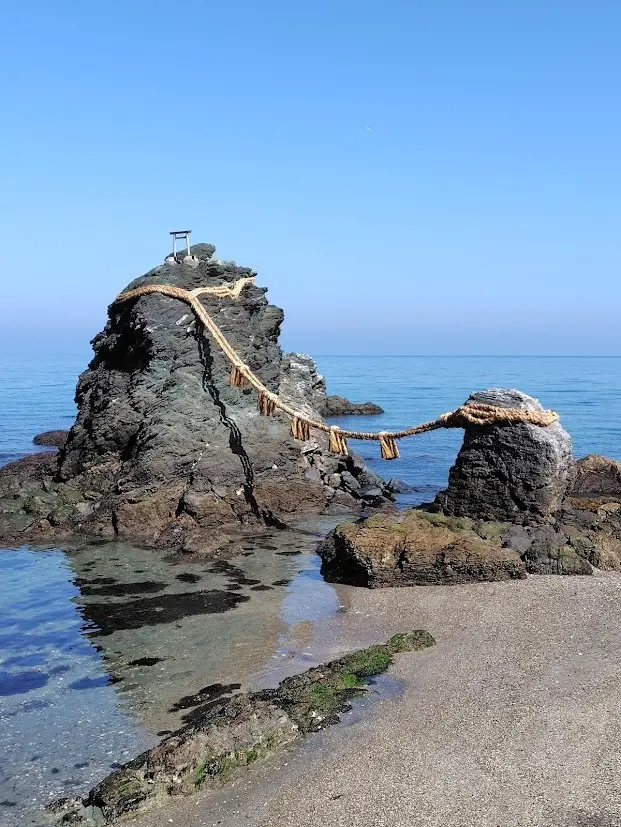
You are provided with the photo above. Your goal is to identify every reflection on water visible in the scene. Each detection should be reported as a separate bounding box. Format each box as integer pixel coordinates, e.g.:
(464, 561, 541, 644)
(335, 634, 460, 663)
(0, 518, 344, 825)
(0, 548, 155, 825)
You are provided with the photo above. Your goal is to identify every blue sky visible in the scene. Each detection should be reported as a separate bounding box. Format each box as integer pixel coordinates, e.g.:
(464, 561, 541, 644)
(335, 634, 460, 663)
(0, 1, 619, 355)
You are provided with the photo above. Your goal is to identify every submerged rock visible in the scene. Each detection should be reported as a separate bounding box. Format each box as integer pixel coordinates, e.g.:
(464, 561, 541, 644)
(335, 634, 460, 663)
(47, 631, 434, 825)
(319, 511, 527, 586)
(321, 395, 384, 417)
(435, 389, 573, 524)
(0, 244, 393, 552)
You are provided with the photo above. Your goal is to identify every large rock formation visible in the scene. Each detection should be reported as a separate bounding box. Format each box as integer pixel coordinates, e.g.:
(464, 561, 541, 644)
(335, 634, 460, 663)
(435, 389, 573, 524)
(0, 244, 392, 552)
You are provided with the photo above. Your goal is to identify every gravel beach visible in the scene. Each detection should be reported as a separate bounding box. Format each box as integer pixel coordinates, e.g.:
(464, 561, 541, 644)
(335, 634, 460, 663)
(124, 573, 621, 827)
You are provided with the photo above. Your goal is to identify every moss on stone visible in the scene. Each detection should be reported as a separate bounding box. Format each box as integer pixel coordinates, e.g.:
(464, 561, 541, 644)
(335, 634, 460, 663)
(340, 672, 365, 689)
(339, 645, 392, 677)
(115, 777, 144, 802)
(416, 511, 448, 526)
(474, 520, 509, 540)
(386, 630, 435, 653)
(194, 730, 286, 788)
(446, 516, 473, 532)
(56, 486, 85, 506)
(54, 632, 436, 821)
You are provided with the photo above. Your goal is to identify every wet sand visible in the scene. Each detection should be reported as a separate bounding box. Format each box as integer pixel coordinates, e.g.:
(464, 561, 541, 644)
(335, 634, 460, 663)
(125, 572, 621, 827)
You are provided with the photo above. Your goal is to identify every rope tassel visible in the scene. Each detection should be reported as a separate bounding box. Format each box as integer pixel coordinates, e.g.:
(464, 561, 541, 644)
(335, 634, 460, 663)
(329, 426, 348, 456)
(230, 365, 248, 388)
(379, 432, 400, 460)
(290, 416, 310, 441)
(258, 390, 276, 417)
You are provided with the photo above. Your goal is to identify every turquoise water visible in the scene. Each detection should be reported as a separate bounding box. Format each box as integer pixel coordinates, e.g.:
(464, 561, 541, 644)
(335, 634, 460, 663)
(1, 353, 621, 822)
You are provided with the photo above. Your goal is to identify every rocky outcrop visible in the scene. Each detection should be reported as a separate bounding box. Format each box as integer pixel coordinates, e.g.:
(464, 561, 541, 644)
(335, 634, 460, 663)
(570, 454, 621, 496)
(33, 430, 69, 448)
(321, 395, 384, 417)
(47, 632, 434, 825)
(435, 389, 573, 524)
(0, 244, 393, 552)
(319, 388, 621, 584)
(319, 511, 527, 586)
(319, 493, 621, 584)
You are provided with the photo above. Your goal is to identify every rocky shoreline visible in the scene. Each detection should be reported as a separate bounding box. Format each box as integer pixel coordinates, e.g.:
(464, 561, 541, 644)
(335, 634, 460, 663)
(47, 631, 434, 825)
(4, 242, 621, 827)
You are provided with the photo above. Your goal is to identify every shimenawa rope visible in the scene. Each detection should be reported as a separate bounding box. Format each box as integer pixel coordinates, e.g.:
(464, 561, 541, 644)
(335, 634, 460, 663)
(114, 277, 559, 460)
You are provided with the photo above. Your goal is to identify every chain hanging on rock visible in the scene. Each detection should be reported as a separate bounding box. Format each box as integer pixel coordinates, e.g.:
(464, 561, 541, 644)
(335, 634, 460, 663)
(329, 426, 349, 456)
(379, 432, 400, 460)
(290, 416, 310, 441)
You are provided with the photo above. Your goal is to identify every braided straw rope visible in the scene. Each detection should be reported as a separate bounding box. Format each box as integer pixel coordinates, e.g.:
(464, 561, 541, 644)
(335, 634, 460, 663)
(114, 277, 559, 458)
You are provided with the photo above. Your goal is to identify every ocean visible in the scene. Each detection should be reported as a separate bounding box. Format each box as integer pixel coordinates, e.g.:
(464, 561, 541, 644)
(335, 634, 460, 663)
(1, 352, 620, 823)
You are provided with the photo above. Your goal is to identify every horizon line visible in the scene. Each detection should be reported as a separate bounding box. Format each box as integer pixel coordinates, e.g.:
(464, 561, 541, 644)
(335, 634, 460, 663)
(312, 354, 621, 359)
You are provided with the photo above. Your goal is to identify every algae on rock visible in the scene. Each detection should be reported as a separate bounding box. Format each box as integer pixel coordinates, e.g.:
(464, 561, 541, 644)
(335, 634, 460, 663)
(47, 631, 434, 825)
(319, 510, 527, 587)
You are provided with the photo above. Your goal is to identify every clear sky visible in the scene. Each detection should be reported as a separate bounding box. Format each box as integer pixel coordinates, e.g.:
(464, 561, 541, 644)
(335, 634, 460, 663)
(0, 1, 619, 355)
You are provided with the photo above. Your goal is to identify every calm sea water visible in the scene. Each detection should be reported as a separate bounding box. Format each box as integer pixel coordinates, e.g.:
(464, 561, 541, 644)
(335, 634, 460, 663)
(320, 355, 621, 503)
(1, 352, 620, 823)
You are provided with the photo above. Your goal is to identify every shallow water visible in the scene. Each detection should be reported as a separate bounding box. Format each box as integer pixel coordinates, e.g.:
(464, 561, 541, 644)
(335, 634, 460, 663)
(2, 353, 621, 823)
(0, 522, 345, 824)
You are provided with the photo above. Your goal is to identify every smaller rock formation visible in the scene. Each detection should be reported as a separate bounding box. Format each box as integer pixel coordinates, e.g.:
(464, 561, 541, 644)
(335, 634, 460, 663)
(319, 511, 526, 586)
(436, 389, 573, 524)
(386, 478, 416, 494)
(321, 395, 384, 417)
(33, 430, 69, 448)
(319, 389, 621, 585)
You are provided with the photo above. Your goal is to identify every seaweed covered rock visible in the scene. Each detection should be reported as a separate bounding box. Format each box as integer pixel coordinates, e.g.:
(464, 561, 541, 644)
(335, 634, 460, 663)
(0, 244, 393, 551)
(47, 632, 434, 825)
(435, 389, 573, 524)
(319, 511, 527, 586)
